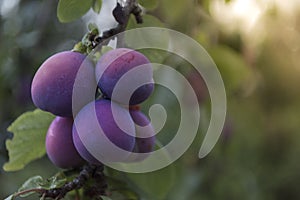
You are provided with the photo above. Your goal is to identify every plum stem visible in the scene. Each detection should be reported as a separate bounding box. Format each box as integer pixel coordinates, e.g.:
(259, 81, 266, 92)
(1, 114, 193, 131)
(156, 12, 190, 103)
(73, 0, 143, 53)
(94, 0, 143, 48)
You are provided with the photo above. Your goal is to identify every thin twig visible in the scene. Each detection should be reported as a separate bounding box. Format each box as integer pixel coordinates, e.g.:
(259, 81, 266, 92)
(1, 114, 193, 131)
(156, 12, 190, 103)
(43, 164, 96, 199)
(12, 188, 47, 198)
(12, 164, 106, 200)
(93, 0, 143, 48)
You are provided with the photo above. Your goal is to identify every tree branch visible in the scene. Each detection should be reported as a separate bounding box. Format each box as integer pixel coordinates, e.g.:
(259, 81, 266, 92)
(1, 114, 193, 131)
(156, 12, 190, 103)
(93, 0, 143, 48)
(12, 164, 107, 200)
(43, 164, 106, 199)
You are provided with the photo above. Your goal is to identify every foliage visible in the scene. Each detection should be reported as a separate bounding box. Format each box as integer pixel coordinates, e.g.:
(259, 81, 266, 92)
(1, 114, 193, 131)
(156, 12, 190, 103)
(4, 110, 54, 171)
(57, 0, 94, 23)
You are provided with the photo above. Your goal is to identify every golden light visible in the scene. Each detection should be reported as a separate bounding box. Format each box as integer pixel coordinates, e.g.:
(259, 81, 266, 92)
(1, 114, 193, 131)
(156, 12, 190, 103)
(210, 0, 300, 47)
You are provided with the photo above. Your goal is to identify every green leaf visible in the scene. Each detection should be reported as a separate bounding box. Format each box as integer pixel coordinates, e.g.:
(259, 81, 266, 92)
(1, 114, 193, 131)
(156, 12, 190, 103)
(4, 195, 14, 200)
(87, 23, 99, 33)
(139, 0, 159, 10)
(92, 0, 102, 13)
(125, 165, 176, 200)
(106, 141, 176, 199)
(127, 14, 164, 29)
(208, 45, 253, 94)
(137, 49, 169, 65)
(41, 172, 67, 189)
(72, 41, 87, 54)
(126, 15, 169, 64)
(110, 189, 139, 200)
(160, 0, 192, 24)
(18, 176, 43, 197)
(105, 176, 140, 200)
(19, 176, 43, 190)
(57, 0, 93, 23)
(100, 196, 112, 200)
(126, 15, 167, 46)
(3, 109, 55, 171)
(15, 173, 68, 198)
(100, 46, 114, 55)
(106, 177, 140, 200)
(123, 143, 176, 200)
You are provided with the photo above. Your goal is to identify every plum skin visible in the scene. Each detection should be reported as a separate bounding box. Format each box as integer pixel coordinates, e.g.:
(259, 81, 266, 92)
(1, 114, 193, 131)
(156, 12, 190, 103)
(46, 117, 85, 169)
(123, 110, 155, 162)
(130, 110, 156, 153)
(72, 126, 101, 165)
(95, 48, 154, 105)
(31, 51, 95, 117)
(72, 99, 136, 164)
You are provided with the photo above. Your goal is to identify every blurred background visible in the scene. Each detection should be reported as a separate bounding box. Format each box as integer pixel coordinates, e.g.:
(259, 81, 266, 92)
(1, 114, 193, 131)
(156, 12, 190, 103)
(1, 0, 300, 199)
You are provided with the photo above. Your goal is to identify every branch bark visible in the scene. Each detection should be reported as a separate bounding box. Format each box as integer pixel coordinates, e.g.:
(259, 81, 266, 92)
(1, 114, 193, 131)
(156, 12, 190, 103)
(43, 164, 106, 199)
(12, 164, 106, 200)
(94, 0, 143, 47)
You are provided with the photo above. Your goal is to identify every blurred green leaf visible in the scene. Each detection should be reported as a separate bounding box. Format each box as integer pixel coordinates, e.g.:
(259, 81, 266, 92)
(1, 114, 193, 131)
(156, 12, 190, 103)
(12, 173, 68, 198)
(208, 45, 253, 94)
(4, 195, 14, 200)
(100, 196, 112, 200)
(73, 41, 87, 53)
(126, 14, 169, 64)
(87, 23, 99, 32)
(105, 141, 175, 199)
(104, 176, 140, 200)
(127, 14, 164, 29)
(110, 189, 139, 200)
(106, 176, 128, 188)
(127, 14, 167, 48)
(123, 142, 176, 200)
(126, 14, 167, 46)
(57, 0, 93, 23)
(40, 172, 67, 189)
(100, 46, 114, 55)
(138, 49, 169, 64)
(125, 165, 176, 200)
(3, 109, 55, 171)
(160, 0, 193, 26)
(92, 0, 102, 13)
(18, 176, 43, 197)
(139, 0, 159, 10)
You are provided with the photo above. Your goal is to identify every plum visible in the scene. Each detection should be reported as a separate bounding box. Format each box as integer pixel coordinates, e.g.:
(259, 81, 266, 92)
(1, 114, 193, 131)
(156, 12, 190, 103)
(130, 110, 155, 153)
(95, 48, 154, 105)
(125, 110, 155, 162)
(46, 117, 85, 169)
(72, 127, 101, 165)
(72, 99, 136, 163)
(31, 51, 95, 117)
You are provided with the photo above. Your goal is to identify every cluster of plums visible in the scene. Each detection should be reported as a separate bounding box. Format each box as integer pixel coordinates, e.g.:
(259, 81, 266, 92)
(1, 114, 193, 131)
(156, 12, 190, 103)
(31, 48, 155, 168)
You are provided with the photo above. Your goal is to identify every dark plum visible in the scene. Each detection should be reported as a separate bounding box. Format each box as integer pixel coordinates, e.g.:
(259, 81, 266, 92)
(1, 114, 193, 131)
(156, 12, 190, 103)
(221, 118, 233, 143)
(72, 99, 136, 163)
(185, 69, 208, 104)
(126, 110, 156, 162)
(46, 117, 85, 169)
(130, 110, 155, 153)
(31, 51, 95, 117)
(72, 127, 102, 165)
(95, 48, 154, 105)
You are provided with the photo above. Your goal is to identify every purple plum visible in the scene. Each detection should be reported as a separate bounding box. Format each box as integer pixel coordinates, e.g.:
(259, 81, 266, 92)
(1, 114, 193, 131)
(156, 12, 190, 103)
(95, 48, 154, 105)
(46, 117, 85, 169)
(31, 51, 95, 117)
